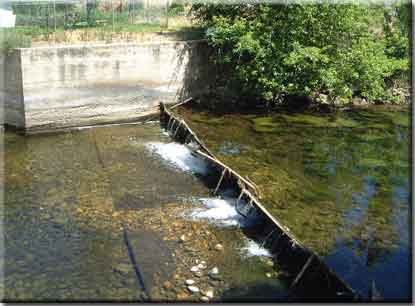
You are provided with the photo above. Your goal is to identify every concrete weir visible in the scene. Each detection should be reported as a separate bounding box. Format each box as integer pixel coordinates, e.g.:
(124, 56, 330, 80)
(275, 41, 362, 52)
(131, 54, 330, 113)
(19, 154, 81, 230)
(160, 101, 360, 301)
(1, 40, 212, 133)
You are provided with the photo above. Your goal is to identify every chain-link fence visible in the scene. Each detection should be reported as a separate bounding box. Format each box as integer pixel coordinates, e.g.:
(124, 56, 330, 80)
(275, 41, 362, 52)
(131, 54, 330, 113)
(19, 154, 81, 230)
(1, 0, 195, 51)
(10, 0, 188, 32)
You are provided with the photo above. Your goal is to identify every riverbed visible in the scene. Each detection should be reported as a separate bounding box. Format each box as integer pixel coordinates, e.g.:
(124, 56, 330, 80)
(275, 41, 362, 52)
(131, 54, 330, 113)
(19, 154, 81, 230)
(174, 104, 411, 300)
(3, 122, 289, 301)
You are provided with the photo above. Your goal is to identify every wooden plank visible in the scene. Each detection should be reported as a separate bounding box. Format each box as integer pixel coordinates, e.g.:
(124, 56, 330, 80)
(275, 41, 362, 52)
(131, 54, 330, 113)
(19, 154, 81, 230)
(214, 168, 227, 195)
(169, 97, 193, 110)
(290, 255, 315, 291)
(195, 149, 258, 195)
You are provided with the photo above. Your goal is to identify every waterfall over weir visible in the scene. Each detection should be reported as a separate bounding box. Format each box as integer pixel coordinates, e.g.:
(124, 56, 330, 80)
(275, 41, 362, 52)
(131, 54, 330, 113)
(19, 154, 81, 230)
(158, 101, 361, 301)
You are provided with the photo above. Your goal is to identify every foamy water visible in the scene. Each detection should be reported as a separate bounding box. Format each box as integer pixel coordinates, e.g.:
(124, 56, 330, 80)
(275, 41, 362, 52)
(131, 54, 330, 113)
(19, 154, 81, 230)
(189, 196, 261, 228)
(190, 197, 242, 227)
(241, 239, 272, 257)
(145, 142, 208, 175)
(146, 141, 271, 258)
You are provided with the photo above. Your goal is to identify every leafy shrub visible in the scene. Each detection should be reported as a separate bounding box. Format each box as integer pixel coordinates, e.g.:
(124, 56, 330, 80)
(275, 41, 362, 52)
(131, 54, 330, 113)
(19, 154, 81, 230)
(192, 3, 411, 105)
(0, 30, 32, 54)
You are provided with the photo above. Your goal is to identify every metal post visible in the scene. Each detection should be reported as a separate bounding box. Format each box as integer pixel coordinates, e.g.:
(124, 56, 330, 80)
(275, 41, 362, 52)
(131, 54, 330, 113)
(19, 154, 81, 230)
(53, 0, 56, 35)
(112, 0, 115, 32)
(165, 0, 168, 29)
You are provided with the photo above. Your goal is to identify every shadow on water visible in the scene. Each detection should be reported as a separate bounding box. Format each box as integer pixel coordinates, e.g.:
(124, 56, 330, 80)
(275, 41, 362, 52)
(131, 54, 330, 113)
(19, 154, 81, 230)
(220, 282, 288, 302)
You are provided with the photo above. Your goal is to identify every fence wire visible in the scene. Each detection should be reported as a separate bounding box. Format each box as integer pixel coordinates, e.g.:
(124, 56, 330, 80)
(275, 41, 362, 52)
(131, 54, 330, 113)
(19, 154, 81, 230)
(10, 0, 187, 32)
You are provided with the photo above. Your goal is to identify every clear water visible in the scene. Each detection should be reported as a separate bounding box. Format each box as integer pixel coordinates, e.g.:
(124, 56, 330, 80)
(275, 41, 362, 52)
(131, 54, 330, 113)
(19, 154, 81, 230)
(3, 122, 289, 301)
(175, 105, 411, 301)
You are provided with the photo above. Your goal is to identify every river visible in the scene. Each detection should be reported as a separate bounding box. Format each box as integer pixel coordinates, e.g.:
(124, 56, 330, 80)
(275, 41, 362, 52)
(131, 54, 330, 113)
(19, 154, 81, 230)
(3, 122, 290, 301)
(174, 104, 411, 300)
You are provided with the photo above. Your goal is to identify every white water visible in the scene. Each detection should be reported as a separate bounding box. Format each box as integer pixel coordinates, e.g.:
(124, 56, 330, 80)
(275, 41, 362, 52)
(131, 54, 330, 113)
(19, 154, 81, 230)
(241, 239, 272, 258)
(145, 140, 271, 258)
(190, 196, 261, 228)
(190, 197, 242, 227)
(145, 142, 208, 175)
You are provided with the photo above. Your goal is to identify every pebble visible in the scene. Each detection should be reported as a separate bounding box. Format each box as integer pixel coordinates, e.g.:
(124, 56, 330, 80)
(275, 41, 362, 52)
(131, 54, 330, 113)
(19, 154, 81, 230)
(197, 263, 207, 270)
(209, 267, 219, 275)
(185, 279, 195, 285)
(177, 292, 189, 299)
(163, 281, 173, 290)
(194, 271, 203, 277)
(180, 235, 186, 242)
(200, 296, 209, 302)
(205, 289, 214, 298)
(265, 272, 272, 278)
(190, 266, 199, 272)
(187, 285, 199, 293)
(265, 259, 274, 267)
(214, 244, 224, 251)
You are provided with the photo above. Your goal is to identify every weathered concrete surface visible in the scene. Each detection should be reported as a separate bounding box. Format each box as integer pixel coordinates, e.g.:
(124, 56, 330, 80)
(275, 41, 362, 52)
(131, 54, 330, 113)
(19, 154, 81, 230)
(2, 40, 213, 131)
(1, 50, 26, 127)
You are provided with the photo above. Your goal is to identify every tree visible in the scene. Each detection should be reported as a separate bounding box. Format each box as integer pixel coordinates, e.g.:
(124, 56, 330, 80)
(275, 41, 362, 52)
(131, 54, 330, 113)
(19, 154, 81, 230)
(191, 2, 410, 106)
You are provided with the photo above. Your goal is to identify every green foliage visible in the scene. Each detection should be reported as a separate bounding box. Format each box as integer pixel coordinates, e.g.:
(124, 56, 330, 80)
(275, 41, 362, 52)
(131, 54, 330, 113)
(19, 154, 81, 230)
(168, 3, 185, 17)
(192, 2, 411, 104)
(0, 29, 32, 54)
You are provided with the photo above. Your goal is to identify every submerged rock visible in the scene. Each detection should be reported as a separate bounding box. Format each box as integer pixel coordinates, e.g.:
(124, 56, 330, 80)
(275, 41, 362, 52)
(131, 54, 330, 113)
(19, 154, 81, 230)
(202, 288, 214, 298)
(163, 281, 173, 290)
(214, 244, 224, 251)
(187, 285, 199, 293)
(185, 279, 195, 285)
(209, 267, 219, 275)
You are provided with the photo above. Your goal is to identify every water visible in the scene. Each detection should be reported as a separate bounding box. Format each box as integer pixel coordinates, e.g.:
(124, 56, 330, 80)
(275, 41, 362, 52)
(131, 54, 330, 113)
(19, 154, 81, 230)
(3, 122, 289, 301)
(175, 105, 411, 301)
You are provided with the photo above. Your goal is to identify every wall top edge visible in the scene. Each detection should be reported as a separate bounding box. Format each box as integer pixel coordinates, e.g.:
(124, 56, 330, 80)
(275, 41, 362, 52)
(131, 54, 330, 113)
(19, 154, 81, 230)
(15, 39, 208, 52)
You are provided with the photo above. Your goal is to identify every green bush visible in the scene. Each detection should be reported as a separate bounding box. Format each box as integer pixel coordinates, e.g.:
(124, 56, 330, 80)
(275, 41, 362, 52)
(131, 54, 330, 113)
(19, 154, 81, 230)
(192, 2, 411, 105)
(0, 29, 32, 54)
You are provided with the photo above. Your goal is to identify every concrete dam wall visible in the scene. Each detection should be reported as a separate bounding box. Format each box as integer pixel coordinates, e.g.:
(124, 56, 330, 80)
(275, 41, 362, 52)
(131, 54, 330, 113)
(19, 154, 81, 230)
(1, 40, 212, 132)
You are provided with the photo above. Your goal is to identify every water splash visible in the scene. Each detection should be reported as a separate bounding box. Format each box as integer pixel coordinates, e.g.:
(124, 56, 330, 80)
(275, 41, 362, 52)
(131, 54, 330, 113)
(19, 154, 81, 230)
(189, 196, 261, 228)
(190, 197, 242, 227)
(241, 239, 272, 258)
(145, 142, 208, 175)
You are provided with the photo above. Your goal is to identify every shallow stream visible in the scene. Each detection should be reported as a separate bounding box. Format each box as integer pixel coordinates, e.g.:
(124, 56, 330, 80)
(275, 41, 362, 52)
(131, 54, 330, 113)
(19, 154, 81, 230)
(3, 122, 289, 301)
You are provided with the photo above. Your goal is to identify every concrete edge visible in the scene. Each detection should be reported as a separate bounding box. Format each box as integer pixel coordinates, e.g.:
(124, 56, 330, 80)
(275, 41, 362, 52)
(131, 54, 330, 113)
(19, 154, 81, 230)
(15, 39, 208, 52)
